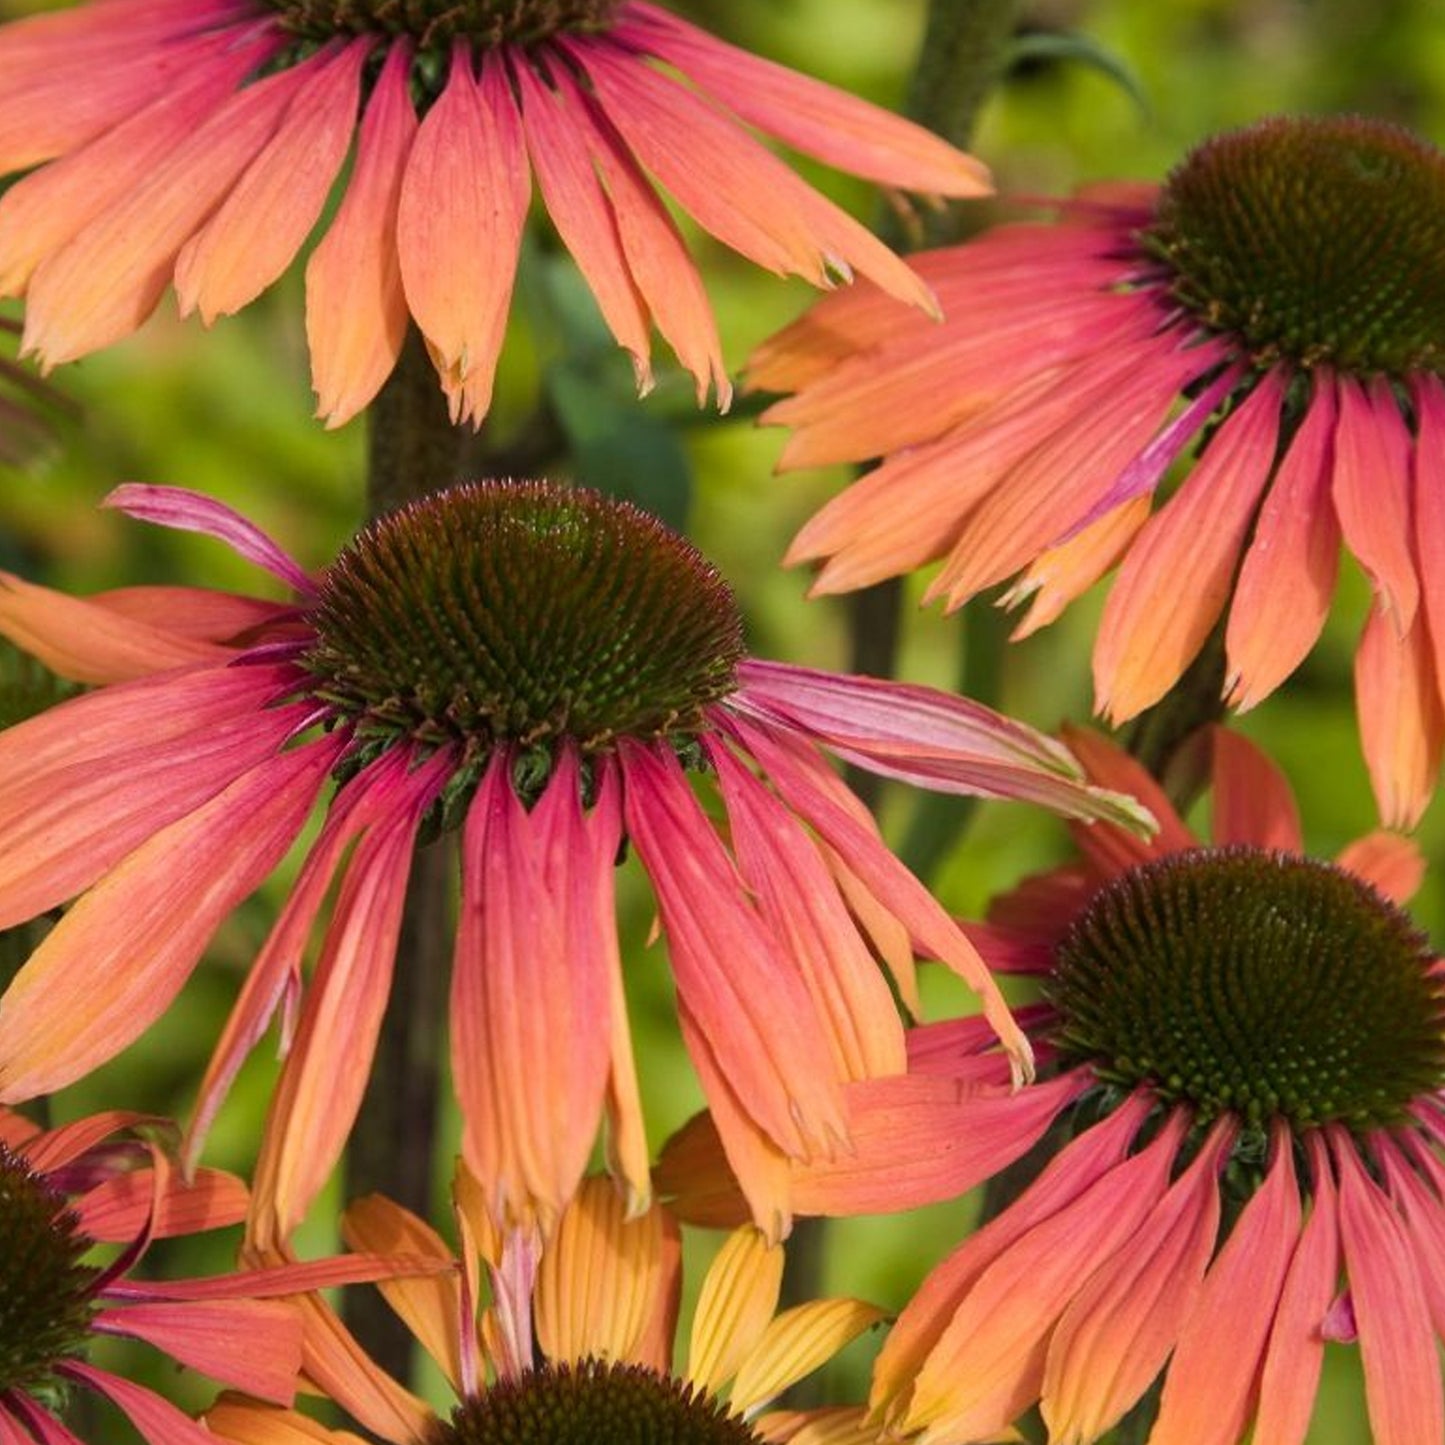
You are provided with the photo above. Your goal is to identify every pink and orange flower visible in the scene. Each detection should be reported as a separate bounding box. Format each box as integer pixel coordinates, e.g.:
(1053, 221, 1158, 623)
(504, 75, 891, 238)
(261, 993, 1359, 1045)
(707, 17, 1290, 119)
(0, 0, 989, 426)
(662, 728, 1445, 1445)
(0, 1106, 428, 1445)
(756, 115, 1445, 827)
(0, 479, 1145, 1248)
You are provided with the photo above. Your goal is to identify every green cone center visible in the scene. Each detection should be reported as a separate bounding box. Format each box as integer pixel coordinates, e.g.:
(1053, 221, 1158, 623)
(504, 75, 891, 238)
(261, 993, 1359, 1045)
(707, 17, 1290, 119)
(0, 1146, 96, 1398)
(269, 0, 620, 47)
(436, 1358, 764, 1445)
(1144, 115, 1445, 374)
(1049, 847, 1445, 1131)
(301, 482, 744, 763)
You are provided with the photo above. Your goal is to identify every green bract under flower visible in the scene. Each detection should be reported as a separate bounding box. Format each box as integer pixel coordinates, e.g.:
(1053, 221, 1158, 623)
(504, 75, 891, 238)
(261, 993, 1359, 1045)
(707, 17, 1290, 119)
(0, 1146, 94, 1400)
(302, 481, 744, 764)
(269, 0, 620, 48)
(439, 1359, 763, 1445)
(1050, 847, 1445, 1132)
(1145, 114, 1445, 374)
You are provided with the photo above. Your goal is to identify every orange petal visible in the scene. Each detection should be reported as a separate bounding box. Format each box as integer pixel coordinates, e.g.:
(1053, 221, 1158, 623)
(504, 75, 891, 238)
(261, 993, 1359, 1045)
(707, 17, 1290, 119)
(1334, 830, 1426, 904)
(1226, 375, 1341, 709)
(1208, 725, 1303, 851)
(176, 39, 369, 323)
(1414, 373, 1445, 712)
(688, 1226, 784, 1394)
(1354, 599, 1445, 828)
(1094, 372, 1283, 722)
(396, 46, 528, 425)
(0, 736, 337, 1103)
(305, 43, 417, 427)
(1333, 373, 1419, 633)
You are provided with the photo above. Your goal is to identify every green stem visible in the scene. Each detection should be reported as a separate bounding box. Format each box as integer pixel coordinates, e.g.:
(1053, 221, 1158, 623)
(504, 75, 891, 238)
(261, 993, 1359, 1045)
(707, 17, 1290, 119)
(1121, 623, 1228, 792)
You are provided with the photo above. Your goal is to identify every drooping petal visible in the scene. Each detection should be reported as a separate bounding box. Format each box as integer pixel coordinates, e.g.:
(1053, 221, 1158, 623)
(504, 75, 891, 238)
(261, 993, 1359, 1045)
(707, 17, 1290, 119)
(0, 31, 273, 298)
(0, 734, 339, 1102)
(1150, 1125, 1302, 1445)
(75, 1166, 248, 1241)
(553, 63, 729, 406)
(1094, 372, 1283, 721)
(1334, 1136, 1443, 1445)
(94, 1299, 301, 1404)
(396, 45, 528, 425)
(1039, 1121, 1233, 1444)
(687, 1226, 785, 1394)
(1354, 598, 1445, 828)
(719, 714, 1031, 1081)
(205, 1400, 369, 1445)
(104, 484, 316, 596)
(535, 1176, 673, 1367)
(306, 42, 417, 427)
(1413, 373, 1445, 710)
(617, 5, 990, 197)
(1254, 1133, 1341, 1445)
(1226, 373, 1341, 708)
(621, 740, 848, 1160)
(1332, 373, 1419, 633)
(23, 53, 323, 368)
(707, 739, 904, 1080)
(566, 35, 933, 312)
(452, 753, 618, 1233)
(175, 40, 369, 323)
(1334, 831, 1426, 905)
(249, 796, 429, 1248)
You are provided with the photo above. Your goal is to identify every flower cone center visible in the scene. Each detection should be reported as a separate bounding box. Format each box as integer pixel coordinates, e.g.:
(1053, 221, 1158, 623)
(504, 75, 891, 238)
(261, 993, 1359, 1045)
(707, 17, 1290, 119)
(0, 1146, 95, 1398)
(1049, 847, 1445, 1131)
(270, 0, 620, 47)
(436, 1358, 764, 1445)
(302, 481, 743, 767)
(1144, 115, 1445, 374)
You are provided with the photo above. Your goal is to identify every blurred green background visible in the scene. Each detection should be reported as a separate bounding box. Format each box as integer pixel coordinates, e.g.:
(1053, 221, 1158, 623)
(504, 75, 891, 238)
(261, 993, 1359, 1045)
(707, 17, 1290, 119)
(2, 1, 1442, 1441)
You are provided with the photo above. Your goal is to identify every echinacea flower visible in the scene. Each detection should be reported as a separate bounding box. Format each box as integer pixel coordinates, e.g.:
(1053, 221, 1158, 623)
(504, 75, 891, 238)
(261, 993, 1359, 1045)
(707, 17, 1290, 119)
(0, 479, 1145, 1246)
(756, 114, 1445, 827)
(0, 1105, 427, 1445)
(0, 0, 990, 428)
(662, 726, 1444, 1445)
(205, 1172, 889, 1445)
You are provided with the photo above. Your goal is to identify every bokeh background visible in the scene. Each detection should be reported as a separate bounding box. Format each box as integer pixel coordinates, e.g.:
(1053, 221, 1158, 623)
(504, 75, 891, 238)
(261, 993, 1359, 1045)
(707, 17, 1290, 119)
(2, 1, 1442, 1440)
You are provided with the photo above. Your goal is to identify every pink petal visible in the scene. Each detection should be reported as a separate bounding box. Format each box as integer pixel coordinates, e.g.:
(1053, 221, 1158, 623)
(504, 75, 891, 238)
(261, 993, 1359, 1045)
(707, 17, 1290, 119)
(60, 1363, 217, 1445)
(1094, 371, 1283, 721)
(621, 740, 848, 1161)
(249, 777, 435, 1248)
(175, 39, 368, 323)
(452, 752, 618, 1233)
(1334, 1135, 1442, 1445)
(707, 738, 905, 1081)
(1334, 831, 1426, 905)
(1208, 725, 1303, 851)
(1227, 374, 1341, 708)
(305, 41, 417, 428)
(103, 484, 314, 595)
(95, 1299, 301, 1403)
(1414, 373, 1445, 712)
(0, 734, 339, 1102)
(396, 45, 528, 426)
(23, 52, 322, 368)
(75, 1166, 248, 1241)
(618, 5, 990, 196)
(1151, 1125, 1302, 1445)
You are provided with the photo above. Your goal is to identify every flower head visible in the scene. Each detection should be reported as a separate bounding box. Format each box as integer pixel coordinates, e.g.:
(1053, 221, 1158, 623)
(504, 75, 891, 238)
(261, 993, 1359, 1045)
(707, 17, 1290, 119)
(0, 479, 1145, 1246)
(663, 727, 1445, 1445)
(206, 1172, 888, 1445)
(758, 114, 1445, 826)
(0, 0, 990, 426)
(0, 1106, 303, 1444)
